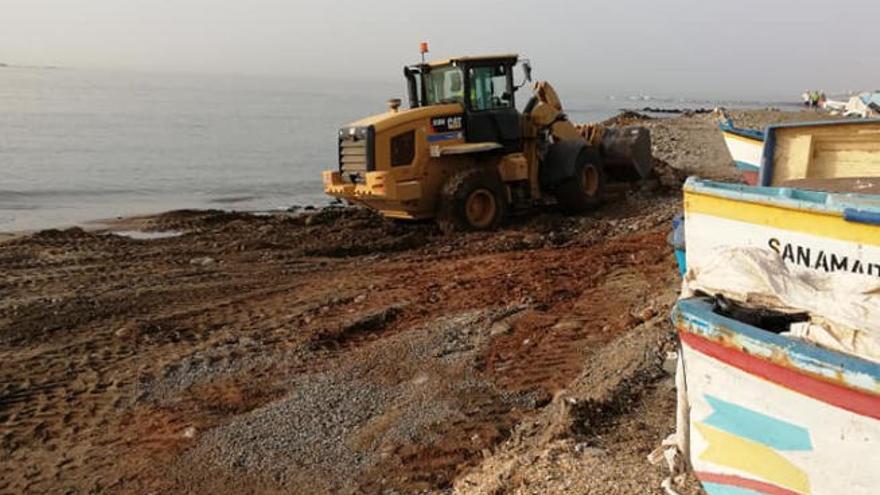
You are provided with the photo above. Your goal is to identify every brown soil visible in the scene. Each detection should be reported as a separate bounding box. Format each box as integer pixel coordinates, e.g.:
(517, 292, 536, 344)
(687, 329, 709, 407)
(0, 109, 821, 495)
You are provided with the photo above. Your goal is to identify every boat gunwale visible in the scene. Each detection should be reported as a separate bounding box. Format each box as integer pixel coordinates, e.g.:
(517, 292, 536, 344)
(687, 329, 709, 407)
(674, 298, 880, 393)
(684, 177, 880, 215)
(718, 120, 765, 142)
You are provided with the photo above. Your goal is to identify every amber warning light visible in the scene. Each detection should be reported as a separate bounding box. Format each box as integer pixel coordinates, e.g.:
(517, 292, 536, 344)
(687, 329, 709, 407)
(419, 42, 429, 63)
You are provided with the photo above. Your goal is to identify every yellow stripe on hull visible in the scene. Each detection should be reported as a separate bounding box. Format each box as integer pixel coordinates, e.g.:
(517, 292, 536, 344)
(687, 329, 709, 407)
(696, 423, 811, 494)
(722, 131, 764, 145)
(684, 191, 880, 247)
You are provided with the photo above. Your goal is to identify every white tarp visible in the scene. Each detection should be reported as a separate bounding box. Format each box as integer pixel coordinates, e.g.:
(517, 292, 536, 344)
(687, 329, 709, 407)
(845, 93, 879, 118)
(682, 246, 880, 362)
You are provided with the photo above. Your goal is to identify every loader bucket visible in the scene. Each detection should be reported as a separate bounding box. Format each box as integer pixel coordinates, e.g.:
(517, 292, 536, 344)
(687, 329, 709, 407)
(600, 126, 653, 181)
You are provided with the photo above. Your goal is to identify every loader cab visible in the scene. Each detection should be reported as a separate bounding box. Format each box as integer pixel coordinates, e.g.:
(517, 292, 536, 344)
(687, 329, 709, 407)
(405, 55, 523, 152)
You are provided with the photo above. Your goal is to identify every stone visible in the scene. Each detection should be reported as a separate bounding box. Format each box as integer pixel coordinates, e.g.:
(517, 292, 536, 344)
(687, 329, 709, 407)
(662, 351, 678, 375)
(551, 319, 583, 332)
(638, 307, 657, 321)
(574, 443, 605, 456)
(490, 322, 512, 336)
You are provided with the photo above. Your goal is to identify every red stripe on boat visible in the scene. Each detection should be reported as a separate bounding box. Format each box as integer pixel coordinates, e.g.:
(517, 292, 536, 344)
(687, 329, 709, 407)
(680, 331, 880, 420)
(696, 472, 803, 495)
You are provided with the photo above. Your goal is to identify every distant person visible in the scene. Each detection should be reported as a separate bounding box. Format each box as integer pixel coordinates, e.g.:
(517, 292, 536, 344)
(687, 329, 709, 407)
(811, 90, 820, 109)
(802, 91, 810, 106)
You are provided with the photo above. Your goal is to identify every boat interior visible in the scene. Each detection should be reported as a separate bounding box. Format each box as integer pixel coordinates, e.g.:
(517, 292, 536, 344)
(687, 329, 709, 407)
(767, 121, 880, 191)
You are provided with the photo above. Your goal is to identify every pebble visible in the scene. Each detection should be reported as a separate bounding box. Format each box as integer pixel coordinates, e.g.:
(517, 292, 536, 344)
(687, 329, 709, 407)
(489, 322, 512, 336)
(662, 351, 678, 375)
(574, 443, 606, 456)
(638, 307, 657, 321)
(551, 319, 583, 332)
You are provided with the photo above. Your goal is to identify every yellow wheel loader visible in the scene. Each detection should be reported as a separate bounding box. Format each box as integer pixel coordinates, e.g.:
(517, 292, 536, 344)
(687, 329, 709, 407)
(322, 53, 652, 233)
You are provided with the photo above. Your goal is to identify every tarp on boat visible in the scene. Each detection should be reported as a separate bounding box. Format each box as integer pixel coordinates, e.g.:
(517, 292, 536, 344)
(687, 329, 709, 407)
(845, 92, 880, 117)
(682, 246, 880, 362)
(864, 91, 880, 111)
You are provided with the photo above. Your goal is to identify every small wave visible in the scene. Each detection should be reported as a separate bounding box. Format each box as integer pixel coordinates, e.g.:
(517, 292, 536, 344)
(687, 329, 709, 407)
(209, 195, 258, 204)
(105, 230, 183, 240)
(0, 203, 41, 211)
(0, 188, 148, 198)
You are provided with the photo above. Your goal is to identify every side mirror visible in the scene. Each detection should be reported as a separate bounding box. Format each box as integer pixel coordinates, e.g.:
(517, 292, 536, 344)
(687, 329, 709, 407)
(514, 60, 533, 92)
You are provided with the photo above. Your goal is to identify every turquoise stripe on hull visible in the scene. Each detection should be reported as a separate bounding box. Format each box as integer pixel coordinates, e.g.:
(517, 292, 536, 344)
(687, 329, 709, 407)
(703, 395, 812, 451)
(703, 483, 765, 495)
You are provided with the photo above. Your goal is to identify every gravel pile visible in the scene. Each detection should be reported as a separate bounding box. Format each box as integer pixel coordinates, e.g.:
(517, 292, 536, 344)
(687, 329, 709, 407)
(180, 310, 528, 493)
(135, 335, 304, 406)
(191, 373, 394, 492)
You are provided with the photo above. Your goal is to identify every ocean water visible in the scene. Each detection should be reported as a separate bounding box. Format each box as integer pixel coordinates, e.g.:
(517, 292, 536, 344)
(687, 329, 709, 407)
(0, 67, 792, 232)
(0, 68, 402, 231)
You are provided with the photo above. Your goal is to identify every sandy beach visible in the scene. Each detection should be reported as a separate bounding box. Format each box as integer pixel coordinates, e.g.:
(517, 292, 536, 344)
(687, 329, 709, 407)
(0, 109, 831, 494)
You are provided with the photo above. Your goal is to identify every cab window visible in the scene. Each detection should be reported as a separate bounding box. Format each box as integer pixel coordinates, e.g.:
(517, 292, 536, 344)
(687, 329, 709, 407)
(469, 65, 512, 111)
(425, 66, 465, 105)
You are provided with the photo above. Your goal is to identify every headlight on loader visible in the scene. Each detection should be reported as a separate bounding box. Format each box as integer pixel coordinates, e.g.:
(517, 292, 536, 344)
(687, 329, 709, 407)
(339, 126, 370, 140)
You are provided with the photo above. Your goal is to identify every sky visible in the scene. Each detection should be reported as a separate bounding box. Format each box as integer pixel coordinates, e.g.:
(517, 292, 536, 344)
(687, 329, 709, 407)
(2, 0, 878, 99)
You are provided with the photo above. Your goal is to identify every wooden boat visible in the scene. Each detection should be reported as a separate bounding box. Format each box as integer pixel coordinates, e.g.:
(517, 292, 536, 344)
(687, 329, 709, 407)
(758, 119, 880, 188)
(673, 297, 880, 495)
(683, 178, 880, 284)
(674, 178, 880, 494)
(678, 120, 880, 278)
(719, 118, 880, 189)
(719, 119, 765, 185)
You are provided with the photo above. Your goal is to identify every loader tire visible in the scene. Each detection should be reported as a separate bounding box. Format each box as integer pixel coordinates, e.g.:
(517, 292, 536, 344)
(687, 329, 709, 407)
(437, 168, 508, 234)
(554, 150, 605, 214)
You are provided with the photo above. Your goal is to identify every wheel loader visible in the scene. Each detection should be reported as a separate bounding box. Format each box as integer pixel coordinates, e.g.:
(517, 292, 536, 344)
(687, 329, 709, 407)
(322, 52, 653, 232)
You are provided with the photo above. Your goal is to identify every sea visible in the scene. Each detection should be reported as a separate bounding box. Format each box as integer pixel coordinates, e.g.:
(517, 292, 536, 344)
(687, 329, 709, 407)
(0, 67, 797, 232)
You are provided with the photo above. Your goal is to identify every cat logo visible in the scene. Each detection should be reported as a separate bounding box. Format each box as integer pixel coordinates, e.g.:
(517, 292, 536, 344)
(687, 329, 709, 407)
(431, 115, 463, 133)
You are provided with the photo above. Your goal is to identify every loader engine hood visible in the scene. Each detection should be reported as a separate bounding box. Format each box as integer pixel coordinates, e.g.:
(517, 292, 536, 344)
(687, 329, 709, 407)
(343, 103, 463, 134)
(336, 102, 465, 186)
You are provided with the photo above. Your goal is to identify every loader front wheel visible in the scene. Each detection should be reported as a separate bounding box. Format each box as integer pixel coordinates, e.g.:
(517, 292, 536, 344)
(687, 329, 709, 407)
(437, 168, 507, 234)
(555, 151, 605, 214)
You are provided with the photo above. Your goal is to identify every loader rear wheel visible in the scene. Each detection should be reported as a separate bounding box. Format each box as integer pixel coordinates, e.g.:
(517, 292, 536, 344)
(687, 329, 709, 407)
(555, 151, 605, 214)
(437, 168, 507, 234)
(464, 189, 498, 228)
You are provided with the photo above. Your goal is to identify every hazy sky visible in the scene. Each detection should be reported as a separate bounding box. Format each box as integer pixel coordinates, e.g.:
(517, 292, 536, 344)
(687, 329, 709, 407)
(2, 0, 878, 98)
